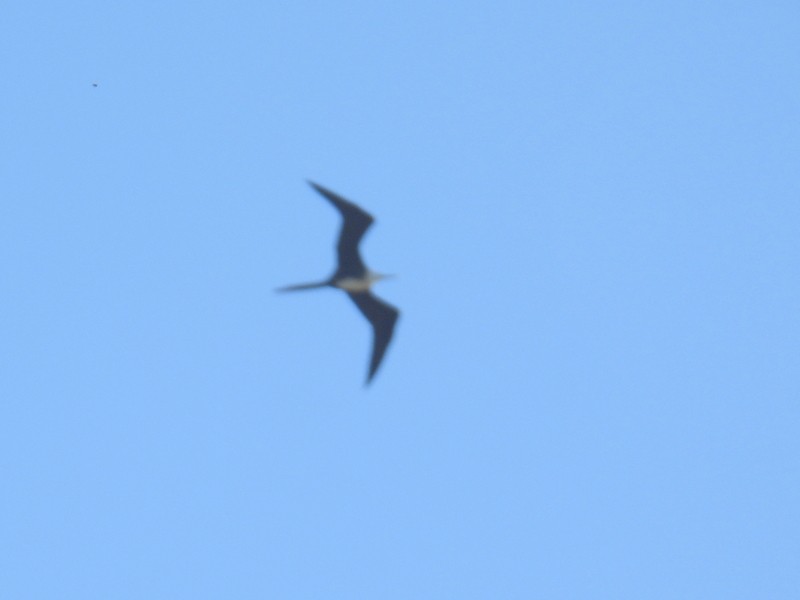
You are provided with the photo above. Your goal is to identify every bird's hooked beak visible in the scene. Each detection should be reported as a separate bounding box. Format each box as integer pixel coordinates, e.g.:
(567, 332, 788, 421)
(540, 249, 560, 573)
(371, 272, 396, 283)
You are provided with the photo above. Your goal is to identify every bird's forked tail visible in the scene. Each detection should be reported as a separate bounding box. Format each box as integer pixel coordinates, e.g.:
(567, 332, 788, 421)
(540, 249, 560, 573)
(275, 280, 330, 292)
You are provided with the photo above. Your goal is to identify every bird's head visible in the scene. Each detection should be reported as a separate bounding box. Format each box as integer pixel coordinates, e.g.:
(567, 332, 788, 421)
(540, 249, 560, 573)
(368, 271, 395, 284)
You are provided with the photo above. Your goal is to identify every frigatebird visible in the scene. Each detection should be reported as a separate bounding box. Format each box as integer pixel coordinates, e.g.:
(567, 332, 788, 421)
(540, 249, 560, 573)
(278, 181, 399, 385)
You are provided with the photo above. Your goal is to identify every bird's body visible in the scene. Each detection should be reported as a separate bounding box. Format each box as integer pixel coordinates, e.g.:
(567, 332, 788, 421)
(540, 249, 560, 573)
(334, 272, 384, 293)
(278, 182, 399, 385)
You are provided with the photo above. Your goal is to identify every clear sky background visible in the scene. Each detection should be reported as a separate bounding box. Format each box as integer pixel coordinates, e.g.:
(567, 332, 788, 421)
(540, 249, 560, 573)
(1, 2, 798, 598)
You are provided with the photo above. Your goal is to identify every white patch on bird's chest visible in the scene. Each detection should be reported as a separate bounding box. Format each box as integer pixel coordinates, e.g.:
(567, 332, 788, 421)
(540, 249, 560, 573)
(334, 276, 374, 292)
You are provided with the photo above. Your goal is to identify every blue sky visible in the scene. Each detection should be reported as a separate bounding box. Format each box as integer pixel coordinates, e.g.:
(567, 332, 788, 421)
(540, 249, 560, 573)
(2, 1, 799, 598)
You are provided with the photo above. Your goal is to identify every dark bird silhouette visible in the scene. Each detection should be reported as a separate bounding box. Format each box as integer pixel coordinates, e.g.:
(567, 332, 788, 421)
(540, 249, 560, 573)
(278, 181, 399, 385)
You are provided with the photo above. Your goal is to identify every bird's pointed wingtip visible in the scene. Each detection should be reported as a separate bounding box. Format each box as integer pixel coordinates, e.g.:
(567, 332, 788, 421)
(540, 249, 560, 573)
(306, 180, 339, 199)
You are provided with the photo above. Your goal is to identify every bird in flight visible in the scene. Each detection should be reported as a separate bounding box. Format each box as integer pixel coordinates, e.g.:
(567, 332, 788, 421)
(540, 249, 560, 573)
(278, 181, 399, 385)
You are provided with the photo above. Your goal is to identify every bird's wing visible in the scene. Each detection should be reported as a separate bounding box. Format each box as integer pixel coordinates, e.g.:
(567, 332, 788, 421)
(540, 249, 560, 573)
(347, 292, 399, 384)
(308, 181, 374, 276)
